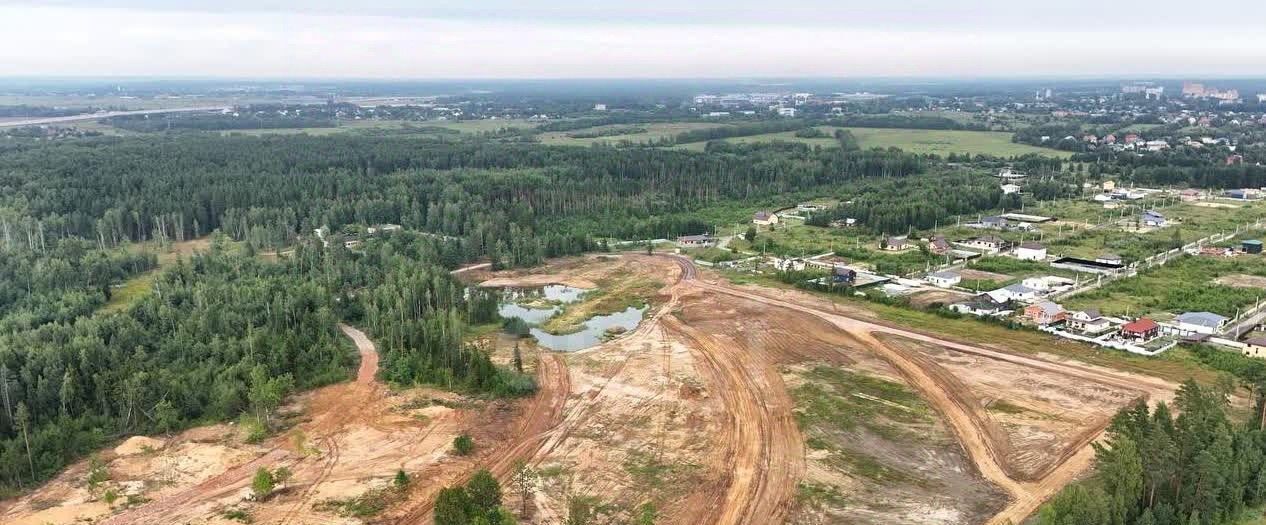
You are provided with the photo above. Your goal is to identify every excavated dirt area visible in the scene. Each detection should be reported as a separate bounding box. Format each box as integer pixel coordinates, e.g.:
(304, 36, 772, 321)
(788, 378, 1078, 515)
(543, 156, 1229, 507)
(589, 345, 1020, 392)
(676, 294, 1008, 524)
(876, 334, 1143, 482)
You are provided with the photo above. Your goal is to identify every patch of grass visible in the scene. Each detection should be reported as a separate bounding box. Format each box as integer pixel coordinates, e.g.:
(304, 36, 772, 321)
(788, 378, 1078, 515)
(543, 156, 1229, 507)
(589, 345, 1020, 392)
(315, 485, 403, 518)
(792, 366, 931, 436)
(222, 508, 254, 523)
(100, 270, 160, 314)
(539, 270, 656, 334)
(796, 481, 850, 509)
(823, 447, 932, 487)
(987, 399, 1028, 415)
(622, 448, 698, 492)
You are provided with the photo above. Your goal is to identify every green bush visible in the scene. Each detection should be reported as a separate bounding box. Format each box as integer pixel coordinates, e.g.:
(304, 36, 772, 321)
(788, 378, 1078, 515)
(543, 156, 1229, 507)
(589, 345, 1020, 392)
(453, 434, 475, 456)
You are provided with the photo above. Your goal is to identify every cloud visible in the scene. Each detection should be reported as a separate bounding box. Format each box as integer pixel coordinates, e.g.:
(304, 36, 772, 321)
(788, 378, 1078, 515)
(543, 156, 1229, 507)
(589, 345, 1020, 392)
(0, 4, 1263, 78)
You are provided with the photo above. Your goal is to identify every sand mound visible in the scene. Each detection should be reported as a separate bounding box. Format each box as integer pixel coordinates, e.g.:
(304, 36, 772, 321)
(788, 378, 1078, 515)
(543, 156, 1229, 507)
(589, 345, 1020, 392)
(114, 436, 166, 456)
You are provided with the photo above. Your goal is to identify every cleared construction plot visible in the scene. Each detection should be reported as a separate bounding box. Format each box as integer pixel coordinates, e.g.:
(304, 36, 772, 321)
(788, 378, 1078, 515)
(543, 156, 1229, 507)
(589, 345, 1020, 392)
(3, 254, 1181, 525)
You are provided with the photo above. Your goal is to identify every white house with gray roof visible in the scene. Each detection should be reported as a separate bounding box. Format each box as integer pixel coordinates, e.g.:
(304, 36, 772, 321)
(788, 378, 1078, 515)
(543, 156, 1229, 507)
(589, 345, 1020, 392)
(1171, 311, 1229, 336)
(926, 270, 961, 288)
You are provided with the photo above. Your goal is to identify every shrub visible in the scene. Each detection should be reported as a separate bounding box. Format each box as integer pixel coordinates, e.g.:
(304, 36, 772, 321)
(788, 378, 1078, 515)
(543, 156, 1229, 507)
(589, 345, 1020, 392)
(453, 434, 475, 456)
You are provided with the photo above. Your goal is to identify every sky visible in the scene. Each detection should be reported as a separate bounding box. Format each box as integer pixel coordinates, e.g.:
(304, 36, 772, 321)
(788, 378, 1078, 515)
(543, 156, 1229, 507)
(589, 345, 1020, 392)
(2, 1, 1265, 79)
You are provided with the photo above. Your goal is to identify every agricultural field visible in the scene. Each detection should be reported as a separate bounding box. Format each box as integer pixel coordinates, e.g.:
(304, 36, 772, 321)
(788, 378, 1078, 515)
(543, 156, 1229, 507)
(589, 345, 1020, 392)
(844, 128, 1071, 158)
(538, 122, 721, 146)
(673, 125, 1070, 158)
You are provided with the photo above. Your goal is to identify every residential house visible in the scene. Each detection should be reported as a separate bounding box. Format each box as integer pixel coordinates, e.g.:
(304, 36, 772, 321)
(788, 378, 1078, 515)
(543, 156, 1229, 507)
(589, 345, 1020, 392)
(773, 257, 807, 272)
(1014, 242, 1047, 261)
(1024, 301, 1067, 325)
(986, 283, 1040, 304)
(1120, 318, 1160, 342)
(1067, 309, 1111, 334)
(1227, 154, 1245, 166)
(1226, 189, 1259, 200)
(926, 271, 961, 288)
(752, 211, 779, 226)
(1141, 210, 1166, 227)
(928, 235, 952, 255)
(676, 234, 716, 248)
(1172, 311, 1229, 336)
(1001, 183, 1022, 195)
(960, 235, 1008, 253)
(950, 295, 1009, 317)
(881, 236, 909, 251)
(1243, 335, 1266, 359)
(1021, 275, 1075, 292)
(979, 216, 1009, 230)
(1179, 189, 1204, 201)
(1102, 180, 1117, 191)
(829, 218, 857, 228)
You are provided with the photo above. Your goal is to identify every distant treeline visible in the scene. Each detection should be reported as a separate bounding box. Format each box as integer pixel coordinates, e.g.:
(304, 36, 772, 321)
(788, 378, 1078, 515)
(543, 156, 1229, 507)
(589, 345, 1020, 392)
(565, 125, 648, 139)
(0, 105, 107, 118)
(667, 120, 810, 145)
(105, 113, 337, 132)
(825, 114, 989, 131)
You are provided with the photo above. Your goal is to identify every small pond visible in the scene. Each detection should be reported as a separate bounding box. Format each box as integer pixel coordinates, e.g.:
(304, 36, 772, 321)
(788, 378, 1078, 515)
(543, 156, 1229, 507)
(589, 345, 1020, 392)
(493, 284, 645, 352)
(528, 306, 645, 352)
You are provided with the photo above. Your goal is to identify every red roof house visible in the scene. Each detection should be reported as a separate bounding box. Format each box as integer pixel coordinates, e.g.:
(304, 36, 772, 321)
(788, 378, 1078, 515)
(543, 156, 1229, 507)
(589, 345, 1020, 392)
(1121, 318, 1159, 342)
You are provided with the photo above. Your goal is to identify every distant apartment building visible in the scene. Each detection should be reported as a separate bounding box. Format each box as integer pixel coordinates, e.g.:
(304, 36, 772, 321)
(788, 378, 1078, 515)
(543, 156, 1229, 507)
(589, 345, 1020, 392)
(1183, 81, 1240, 102)
(1259, 94, 1266, 103)
(1182, 82, 1206, 97)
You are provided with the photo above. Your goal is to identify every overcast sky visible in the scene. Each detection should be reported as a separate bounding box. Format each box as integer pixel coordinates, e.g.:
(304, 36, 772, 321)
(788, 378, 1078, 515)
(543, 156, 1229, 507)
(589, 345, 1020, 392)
(2, 1, 1265, 78)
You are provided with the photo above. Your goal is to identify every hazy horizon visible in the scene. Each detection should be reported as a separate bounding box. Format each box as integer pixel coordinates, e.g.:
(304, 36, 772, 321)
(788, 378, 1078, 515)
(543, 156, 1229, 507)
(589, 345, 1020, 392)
(3, 1, 1266, 79)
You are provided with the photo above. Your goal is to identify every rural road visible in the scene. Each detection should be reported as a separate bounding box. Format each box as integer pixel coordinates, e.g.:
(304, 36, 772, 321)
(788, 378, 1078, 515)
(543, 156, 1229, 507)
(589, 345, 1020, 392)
(339, 323, 379, 384)
(0, 106, 230, 128)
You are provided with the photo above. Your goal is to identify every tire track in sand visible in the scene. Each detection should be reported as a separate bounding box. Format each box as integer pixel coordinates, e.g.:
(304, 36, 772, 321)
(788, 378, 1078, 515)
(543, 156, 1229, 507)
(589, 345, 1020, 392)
(661, 315, 804, 525)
